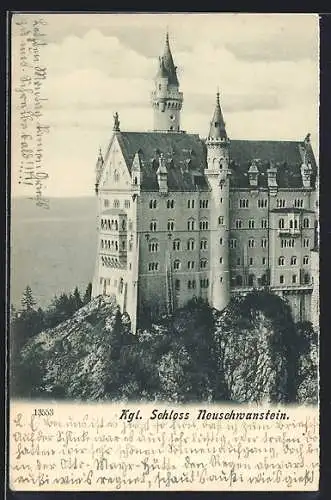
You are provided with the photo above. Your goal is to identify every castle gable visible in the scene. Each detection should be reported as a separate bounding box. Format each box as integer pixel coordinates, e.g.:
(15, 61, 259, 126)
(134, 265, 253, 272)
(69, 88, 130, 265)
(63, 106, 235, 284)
(229, 140, 317, 189)
(118, 131, 209, 192)
(99, 134, 131, 191)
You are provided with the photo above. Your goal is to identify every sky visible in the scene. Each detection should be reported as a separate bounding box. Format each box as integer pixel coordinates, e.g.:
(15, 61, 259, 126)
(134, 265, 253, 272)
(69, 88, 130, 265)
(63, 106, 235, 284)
(11, 13, 319, 198)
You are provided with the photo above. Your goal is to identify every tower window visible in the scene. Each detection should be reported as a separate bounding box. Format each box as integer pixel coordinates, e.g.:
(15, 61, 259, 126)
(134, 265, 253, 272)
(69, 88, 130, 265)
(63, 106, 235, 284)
(280, 275, 284, 284)
(200, 239, 208, 250)
(303, 255, 309, 265)
(173, 239, 181, 251)
(187, 238, 195, 251)
(174, 260, 181, 270)
(150, 220, 157, 232)
(188, 218, 195, 231)
(278, 256, 285, 266)
(248, 238, 255, 248)
(188, 261, 195, 270)
(148, 240, 159, 252)
(175, 279, 180, 291)
(248, 274, 255, 286)
(200, 259, 207, 269)
(235, 219, 242, 229)
(290, 256, 297, 265)
(292, 274, 297, 284)
(167, 219, 175, 231)
(279, 218, 285, 229)
(303, 218, 309, 228)
(149, 199, 157, 209)
(235, 275, 243, 286)
(249, 219, 255, 229)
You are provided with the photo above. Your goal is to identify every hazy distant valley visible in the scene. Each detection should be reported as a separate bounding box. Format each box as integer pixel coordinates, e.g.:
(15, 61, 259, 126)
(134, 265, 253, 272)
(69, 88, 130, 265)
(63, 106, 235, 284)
(11, 197, 98, 308)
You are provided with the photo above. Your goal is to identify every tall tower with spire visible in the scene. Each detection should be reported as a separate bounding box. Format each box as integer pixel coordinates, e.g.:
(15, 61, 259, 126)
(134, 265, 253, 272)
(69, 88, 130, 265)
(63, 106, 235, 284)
(205, 91, 231, 311)
(151, 32, 183, 132)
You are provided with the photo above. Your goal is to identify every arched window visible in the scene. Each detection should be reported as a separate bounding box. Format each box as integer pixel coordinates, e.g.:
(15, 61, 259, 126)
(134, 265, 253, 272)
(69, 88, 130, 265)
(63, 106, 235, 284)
(303, 255, 309, 265)
(278, 256, 285, 266)
(279, 218, 285, 229)
(303, 218, 309, 228)
(114, 199, 120, 209)
(248, 274, 255, 286)
(173, 259, 181, 270)
(199, 219, 209, 230)
(200, 239, 207, 250)
(188, 218, 195, 231)
(150, 220, 157, 231)
(218, 216, 224, 225)
(290, 256, 297, 265)
(114, 170, 120, 183)
(289, 220, 293, 229)
(187, 238, 195, 251)
(115, 220, 118, 231)
(148, 240, 159, 252)
(167, 219, 175, 231)
(200, 259, 207, 269)
(173, 239, 181, 251)
(235, 275, 243, 286)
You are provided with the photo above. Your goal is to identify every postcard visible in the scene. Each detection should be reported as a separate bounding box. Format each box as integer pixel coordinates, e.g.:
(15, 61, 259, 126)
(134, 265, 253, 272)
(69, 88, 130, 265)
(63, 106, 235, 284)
(9, 12, 319, 492)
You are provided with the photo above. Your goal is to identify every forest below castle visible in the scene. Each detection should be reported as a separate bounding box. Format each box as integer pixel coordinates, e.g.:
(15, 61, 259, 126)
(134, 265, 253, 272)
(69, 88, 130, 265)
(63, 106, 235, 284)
(10, 284, 318, 404)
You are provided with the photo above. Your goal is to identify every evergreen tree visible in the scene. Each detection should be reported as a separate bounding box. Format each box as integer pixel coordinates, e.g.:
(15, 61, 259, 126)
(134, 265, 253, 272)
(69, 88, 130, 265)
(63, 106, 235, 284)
(83, 282, 92, 305)
(73, 287, 83, 310)
(20, 286, 36, 312)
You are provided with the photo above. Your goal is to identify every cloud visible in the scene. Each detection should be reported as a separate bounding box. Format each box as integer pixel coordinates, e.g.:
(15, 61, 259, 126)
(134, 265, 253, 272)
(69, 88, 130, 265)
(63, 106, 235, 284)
(11, 13, 319, 197)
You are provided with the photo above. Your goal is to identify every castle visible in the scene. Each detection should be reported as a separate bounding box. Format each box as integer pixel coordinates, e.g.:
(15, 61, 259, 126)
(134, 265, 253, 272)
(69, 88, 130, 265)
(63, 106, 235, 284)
(92, 33, 319, 333)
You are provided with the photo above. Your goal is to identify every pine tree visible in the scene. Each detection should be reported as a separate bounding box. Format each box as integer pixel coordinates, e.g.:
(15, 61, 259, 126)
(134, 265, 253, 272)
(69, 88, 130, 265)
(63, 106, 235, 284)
(83, 282, 92, 305)
(73, 287, 83, 310)
(20, 286, 36, 312)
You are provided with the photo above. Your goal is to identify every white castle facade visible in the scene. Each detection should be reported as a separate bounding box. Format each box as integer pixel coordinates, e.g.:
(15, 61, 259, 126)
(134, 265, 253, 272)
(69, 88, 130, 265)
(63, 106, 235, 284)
(92, 34, 319, 333)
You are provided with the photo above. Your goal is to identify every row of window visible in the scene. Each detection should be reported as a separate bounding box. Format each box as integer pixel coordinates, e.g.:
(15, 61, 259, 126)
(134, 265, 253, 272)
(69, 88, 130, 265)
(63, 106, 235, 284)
(279, 218, 309, 229)
(100, 218, 128, 231)
(149, 238, 210, 252)
(233, 273, 310, 286)
(234, 257, 267, 266)
(149, 217, 226, 232)
(237, 199, 306, 209)
(100, 277, 123, 288)
(149, 199, 210, 210)
(173, 260, 209, 270)
(278, 256, 309, 266)
(235, 219, 268, 229)
(147, 198, 309, 211)
(230, 238, 310, 249)
(100, 239, 128, 251)
(174, 279, 210, 290)
(104, 199, 131, 209)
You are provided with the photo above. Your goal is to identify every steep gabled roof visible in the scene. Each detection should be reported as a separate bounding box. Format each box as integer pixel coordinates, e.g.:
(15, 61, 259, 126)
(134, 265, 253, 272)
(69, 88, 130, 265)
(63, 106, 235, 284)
(229, 140, 317, 189)
(118, 131, 209, 192)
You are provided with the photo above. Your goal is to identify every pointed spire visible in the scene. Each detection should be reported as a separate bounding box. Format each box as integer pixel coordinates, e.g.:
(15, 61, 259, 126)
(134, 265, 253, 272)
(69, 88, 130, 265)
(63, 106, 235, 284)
(162, 31, 179, 86)
(208, 90, 227, 140)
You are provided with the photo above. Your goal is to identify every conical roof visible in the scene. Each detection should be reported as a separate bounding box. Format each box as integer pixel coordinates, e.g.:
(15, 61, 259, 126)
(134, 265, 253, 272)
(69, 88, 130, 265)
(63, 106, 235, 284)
(208, 91, 227, 139)
(160, 32, 179, 86)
